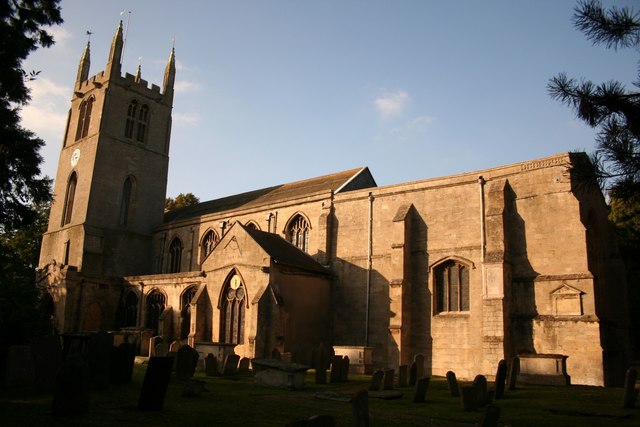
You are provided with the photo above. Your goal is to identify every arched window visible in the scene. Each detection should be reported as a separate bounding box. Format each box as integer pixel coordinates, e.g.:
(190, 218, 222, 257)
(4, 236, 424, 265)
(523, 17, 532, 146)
(434, 260, 470, 314)
(286, 214, 310, 253)
(124, 100, 137, 139)
(201, 229, 219, 261)
(245, 221, 260, 230)
(146, 290, 166, 333)
(137, 104, 149, 142)
(119, 176, 135, 226)
(123, 291, 138, 327)
(220, 274, 246, 344)
(180, 286, 198, 340)
(75, 97, 94, 140)
(61, 172, 77, 226)
(168, 237, 183, 273)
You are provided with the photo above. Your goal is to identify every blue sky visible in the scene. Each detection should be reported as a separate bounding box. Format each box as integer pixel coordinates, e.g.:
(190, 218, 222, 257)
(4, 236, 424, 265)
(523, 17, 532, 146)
(21, 0, 639, 202)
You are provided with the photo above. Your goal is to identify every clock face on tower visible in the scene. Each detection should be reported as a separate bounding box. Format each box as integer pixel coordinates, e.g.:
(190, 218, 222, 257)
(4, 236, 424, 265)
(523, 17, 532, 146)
(70, 148, 80, 167)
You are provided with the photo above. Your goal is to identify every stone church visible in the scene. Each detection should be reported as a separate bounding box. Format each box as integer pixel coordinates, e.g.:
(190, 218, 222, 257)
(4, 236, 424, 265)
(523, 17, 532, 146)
(37, 23, 630, 386)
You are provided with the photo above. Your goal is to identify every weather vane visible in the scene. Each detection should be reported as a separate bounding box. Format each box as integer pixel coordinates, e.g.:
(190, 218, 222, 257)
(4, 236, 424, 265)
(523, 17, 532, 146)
(86, 30, 92, 43)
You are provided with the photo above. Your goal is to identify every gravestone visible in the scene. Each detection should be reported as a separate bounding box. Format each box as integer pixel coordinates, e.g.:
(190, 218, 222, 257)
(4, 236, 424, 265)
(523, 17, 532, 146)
(110, 342, 136, 384)
(479, 405, 501, 427)
(204, 353, 218, 377)
(31, 335, 62, 392)
(507, 357, 519, 390)
(369, 369, 384, 391)
(4, 345, 35, 387)
(352, 389, 369, 427)
(494, 359, 507, 399)
(155, 342, 168, 357)
(88, 331, 113, 389)
(182, 378, 206, 397)
(460, 386, 478, 411)
(271, 348, 282, 360)
(398, 365, 408, 388)
(383, 369, 395, 390)
(52, 355, 90, 417)
(138, 356, 174, 410)
(622, 368, 638, 409)
(221, 354, 240, 376)
(473, 375, 489, 407)
(238, 357, 251, 373)
(169, 341, 181, 352)
(408, 361, 417, 387)
(176, 345, 199, 380)
(446, 371, 460, 397)
(413, 353, 425, 379)
(149, 336, 163, 357)
(314, 342, 328, 385)
(340, 356, 350, 382)
(329, 355, 343, 383)
(413, 377, 430, 403)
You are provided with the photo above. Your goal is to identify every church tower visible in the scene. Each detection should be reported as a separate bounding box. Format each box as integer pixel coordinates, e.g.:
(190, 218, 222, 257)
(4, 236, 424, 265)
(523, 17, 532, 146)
(39, 22, 175, 277)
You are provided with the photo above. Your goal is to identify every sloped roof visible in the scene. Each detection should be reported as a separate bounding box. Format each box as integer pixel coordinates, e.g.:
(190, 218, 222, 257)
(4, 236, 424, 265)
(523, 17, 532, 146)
(243, 225, 331, 276)
(164, 167, 375, 222)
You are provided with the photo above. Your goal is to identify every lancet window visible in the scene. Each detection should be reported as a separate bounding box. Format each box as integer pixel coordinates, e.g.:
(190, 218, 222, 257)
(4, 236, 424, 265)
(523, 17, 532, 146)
(168, 237, 183, 273)
(220, 274, 246, 345)
(146, 290, 166, 333)
(61, 172, 77, 226)
(434, 260, 470, 313)
(75, 97, 94, 140)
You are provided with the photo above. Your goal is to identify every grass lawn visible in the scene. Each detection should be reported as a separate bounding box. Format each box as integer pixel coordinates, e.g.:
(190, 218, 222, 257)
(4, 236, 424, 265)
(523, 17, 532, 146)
(0, 362, 637, 426)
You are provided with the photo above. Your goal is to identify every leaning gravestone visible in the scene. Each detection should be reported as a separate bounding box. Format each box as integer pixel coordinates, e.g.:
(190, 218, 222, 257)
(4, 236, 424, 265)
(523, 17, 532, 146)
(383, 369, 395, 390)
(138, 356, 174, 410)
(479, 404, 501, 427)
(408, 361, 417, 387)
(204, 354, 218, 377)
(31, 335, 62, 392)
(413, 377, 430, 403)
(369, 369, 384, 391)
(352, 389, 369, 427)
(329, 355, 343, 384)
(507, 357, 519, 390)
(413, 354, 425, 379)
(340, 356, 350, 382)
(622, 367, 638, 409)
(494, 359, 507, 399)
(473, 374, 489, 407)
(110, 342, 136, 384)
(149, 336, 163, 357)
(446, 371, 460, 397)
(398, 365, 408, 388)
(169, 341, 181, 352)
(52, 355, 90, 417)
(221, 354, 240, 376)
(4, 345, 35, 387)
(176, 345, 199, 380)
(88, 331, 113, 389)
(314, 342, 328, 385)
(238, 357, 251, 373)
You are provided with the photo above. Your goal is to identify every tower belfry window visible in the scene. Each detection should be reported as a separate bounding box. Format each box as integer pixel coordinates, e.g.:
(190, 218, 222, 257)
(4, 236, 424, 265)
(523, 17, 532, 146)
(137, 105, 149, 142)
(75, 97, 94, 140)
(61, 172, 77, 226)
(124, 101, 137, 139)
(119, 176, 135, 226)
(124, 100, 150, 143)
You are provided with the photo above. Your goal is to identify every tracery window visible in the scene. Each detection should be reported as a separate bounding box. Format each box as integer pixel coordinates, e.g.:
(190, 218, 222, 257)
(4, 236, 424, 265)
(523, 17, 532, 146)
(61, 172, 77, 226)
(201, 230, 219, 261)
(180, 286, 198, 339)
(137, 105, 149, 142)
(124, 101, 150, 143)
(434, 260, 470, 314)
(119, 176, 135, 226)
(146, 290, 166, 333)
(220, 274, 246, 344)
(124, 100, 137, 139)
(168, 237, 183, 273)
(75, 97, 94, 140)
(122, 291, 138, 327)
(245, 221, 259, 230)
(286, 214, 310, 253)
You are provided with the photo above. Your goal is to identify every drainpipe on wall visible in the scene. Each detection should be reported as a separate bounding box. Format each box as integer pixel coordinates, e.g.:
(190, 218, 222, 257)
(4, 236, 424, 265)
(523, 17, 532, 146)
(478, 176, 487, 295)
(365, 192, 374, 346)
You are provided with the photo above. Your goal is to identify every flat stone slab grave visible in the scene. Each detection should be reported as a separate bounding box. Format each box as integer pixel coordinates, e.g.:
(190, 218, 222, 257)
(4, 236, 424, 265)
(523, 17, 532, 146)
(251, 358, 310, 390)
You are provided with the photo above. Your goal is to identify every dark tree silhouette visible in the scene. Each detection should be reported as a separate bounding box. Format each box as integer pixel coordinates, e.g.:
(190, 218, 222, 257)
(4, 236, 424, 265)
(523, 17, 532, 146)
(165, 192, 200, 211)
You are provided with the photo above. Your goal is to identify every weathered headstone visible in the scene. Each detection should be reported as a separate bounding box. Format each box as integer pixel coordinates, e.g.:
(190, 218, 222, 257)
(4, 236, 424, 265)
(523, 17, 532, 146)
(169, 340, 181, 352)
(204, 353, 218, 377)
(88, 331, 113, 389)
(52, 355, 90, 417)
(413, 353, 425, 379)
(446, 371, 460, 397)
(238, 357, 251, 373)
(149, 336, 163, 357)
(473, 374, 489, 407)
(329, 355, 343, 383)
(622, 368, 638, 409)
(176, 344, 199, 380)
(494, 359, 507, 399)
(413, 377, 430, 403)
(4, 345, 35, 387)
(221, 354, 240, 376)
(369, 369, 384, 391)
(479, 405, 501, 427)
(398, 365, 408, 388)
(383, 368, 395, 390)
(138, 356, 174, 410)
(314, 342, 328, 385)
(409, 361, 417, 387)
(31, 335, 62, 392)
(352, 389, 369, 427)
(155, 342, 168, 357)
(460, 386, 478, 411)
(507, 357, 519, 390)
(110, 342, 136, 384)
(340, 356, 350, 382)
(182, 378, 206, 397)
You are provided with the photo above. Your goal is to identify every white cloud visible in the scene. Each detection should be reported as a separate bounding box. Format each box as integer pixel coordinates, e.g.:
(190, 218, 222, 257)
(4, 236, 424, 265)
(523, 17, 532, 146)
(374, 90, 410, 119)
(173, 112, 200, 125)
(20, 78, 69, 139)
(175, 80, 202, 94)
(47, 26, 72, 47)
(409, 115, 436, 128)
